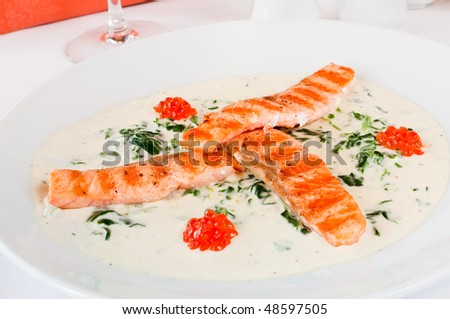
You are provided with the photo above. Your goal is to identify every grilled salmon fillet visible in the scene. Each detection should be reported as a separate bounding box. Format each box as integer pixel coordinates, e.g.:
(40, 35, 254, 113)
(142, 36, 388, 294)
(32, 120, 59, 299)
(48, 152, 235, 209)
(231, 128, 366, 246)
(183, 63, 354, 146)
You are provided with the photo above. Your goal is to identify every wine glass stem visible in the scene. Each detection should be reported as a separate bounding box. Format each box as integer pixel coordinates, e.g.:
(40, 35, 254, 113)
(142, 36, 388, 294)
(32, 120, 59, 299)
(106, 0, 135, 44)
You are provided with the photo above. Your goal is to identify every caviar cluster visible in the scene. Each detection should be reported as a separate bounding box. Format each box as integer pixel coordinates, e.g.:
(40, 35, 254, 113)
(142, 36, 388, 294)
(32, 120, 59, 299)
(154, 96, 197, 120)
(376, 126, 424, 156)
(183, 209, 238, 251)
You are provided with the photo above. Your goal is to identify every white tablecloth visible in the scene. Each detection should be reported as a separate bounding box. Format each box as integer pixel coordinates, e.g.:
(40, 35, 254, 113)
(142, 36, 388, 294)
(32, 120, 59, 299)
(1, 0, 450, 298)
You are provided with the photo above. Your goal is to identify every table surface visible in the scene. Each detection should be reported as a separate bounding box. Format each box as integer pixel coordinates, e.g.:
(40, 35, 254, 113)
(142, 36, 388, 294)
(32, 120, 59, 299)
(1, 0, 450, 298)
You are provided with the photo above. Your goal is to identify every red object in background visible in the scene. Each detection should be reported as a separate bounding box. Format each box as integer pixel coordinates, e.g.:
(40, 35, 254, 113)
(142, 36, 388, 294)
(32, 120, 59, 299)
(376, 126, 424, 157)
(183, 209, 238, 251)
(0, 0, 149, 34)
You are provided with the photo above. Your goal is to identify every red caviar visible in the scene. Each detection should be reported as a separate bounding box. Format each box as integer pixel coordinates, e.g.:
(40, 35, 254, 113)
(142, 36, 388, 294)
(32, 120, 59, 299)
(376, 126, 424, 157)
(183, 209, 238, 251)
(154, 97, 197, 120)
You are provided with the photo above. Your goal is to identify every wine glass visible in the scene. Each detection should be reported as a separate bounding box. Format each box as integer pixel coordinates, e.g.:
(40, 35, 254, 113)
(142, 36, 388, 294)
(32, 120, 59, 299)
(65, 0, 169, 63)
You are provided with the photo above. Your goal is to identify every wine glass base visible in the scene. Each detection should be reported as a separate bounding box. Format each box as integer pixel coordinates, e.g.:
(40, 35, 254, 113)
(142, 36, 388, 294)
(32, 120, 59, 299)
(65, 20, 169, 63)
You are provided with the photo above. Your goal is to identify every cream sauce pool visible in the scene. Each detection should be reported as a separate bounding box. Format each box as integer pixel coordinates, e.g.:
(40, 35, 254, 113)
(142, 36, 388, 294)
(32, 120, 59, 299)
(31, 76, 449, 281)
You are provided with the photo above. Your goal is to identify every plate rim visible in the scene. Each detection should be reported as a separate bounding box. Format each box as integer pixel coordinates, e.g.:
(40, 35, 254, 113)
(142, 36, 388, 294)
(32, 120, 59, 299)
(1, 18, 450, 298)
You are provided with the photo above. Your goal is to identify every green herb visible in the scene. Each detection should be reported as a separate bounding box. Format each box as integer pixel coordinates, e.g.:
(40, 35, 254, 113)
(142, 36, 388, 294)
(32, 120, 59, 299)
(335, 132, 374, 151)
(154, 118, 193, 132)
(395, 162, 402, 168)
(352, 112, 364, 120)
(332, 140, 346, 154)
(119, 217, 132, 225)
(352, 112, 372, 131)
(328, 114, 335, 119)
(129, 131, 163, 155)
(190, 115, 199, 126)
(373, 227, 380, 236)
(70, 161, 86, 166)
(219, 186, 235, 193)
(96, 218, 117, 226)
(357, 147, 384, 173)
(239, 180, 275, 205)
(120, 126, 164, 156)
(366, 210, 396, 223)
(183, 189, 201, 197)
(100, 150, 120, 157)
(338, 172, 364, 187)
(103, 227, 111, 240)
(282, 128, 331, 143)
(236, 174, 276, 205)
(365, 209, 393, 237)
(381, 168, 390, 180)
(117, 216, 146, 228)
(281, 209, 311, 234)
(86, 209, 145, 240)
(375, 106, 387, 113)
(129, 223, 146, 228)
(164, 122, 187, 132)
(214, 206, 236, 218)
(86, 209, 121, 223)
(368, 204, 395, 237)
(100, 128, 113, 139)
(352, 111, 386, 131)
(322, 117, 341, 130)
(93, 227, 111, 241)
(170, 138, 179, 149)
(281, 209, 300, 228)
(238, 173, 255, 184)
(334, 131, 385, 173)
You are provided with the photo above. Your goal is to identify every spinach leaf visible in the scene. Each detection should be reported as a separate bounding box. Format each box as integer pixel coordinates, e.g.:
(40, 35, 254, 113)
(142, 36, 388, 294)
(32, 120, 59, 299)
(338, 173, 364, 187)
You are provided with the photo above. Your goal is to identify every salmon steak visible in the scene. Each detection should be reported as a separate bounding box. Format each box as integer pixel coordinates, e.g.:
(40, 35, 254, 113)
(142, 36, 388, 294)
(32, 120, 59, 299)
(183, 63, 355, 147)
(231, 128, 366, 246)
(48, 152, 235, 209)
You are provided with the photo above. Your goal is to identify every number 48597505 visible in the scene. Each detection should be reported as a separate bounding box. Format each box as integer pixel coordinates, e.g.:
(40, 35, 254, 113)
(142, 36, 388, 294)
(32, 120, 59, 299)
(263, 303, 327, 315)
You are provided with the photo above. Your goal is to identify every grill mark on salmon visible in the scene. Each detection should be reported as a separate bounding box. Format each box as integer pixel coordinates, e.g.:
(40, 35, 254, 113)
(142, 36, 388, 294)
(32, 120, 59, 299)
(231, 128, 366, 246)
(48, 152, 235, 209)
(183, 63, 355, 146)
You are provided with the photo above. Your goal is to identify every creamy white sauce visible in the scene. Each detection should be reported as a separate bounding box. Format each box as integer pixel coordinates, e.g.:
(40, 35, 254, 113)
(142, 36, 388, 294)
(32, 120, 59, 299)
(31, 76, 449, 281)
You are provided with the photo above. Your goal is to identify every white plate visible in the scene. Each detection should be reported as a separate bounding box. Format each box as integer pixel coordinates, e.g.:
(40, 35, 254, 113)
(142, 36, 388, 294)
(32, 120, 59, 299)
(1, 19, 450, 298)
